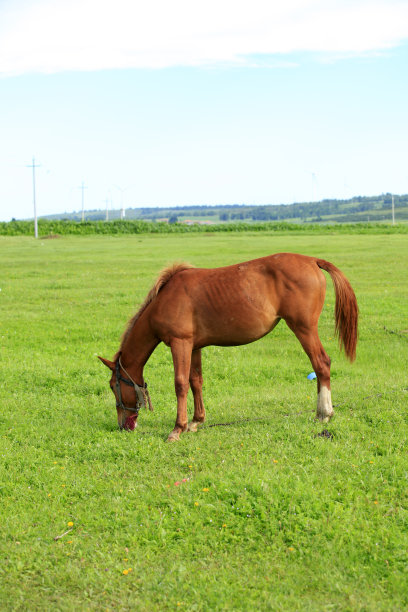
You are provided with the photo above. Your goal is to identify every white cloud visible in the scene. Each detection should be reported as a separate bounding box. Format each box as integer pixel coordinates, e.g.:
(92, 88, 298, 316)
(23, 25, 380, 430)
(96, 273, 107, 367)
(1, 0, 408, 75)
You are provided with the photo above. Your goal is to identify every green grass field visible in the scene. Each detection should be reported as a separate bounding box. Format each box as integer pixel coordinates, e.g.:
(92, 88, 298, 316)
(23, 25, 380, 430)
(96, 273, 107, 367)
(1, 232, 407, 611)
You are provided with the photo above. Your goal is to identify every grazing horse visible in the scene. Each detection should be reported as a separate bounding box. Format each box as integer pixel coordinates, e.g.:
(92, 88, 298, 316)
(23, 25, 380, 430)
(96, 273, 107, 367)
(99, 253, 358, 441)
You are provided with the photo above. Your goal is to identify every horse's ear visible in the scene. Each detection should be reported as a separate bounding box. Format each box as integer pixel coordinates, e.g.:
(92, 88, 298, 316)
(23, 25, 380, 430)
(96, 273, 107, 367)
(98, 356, 115, 371)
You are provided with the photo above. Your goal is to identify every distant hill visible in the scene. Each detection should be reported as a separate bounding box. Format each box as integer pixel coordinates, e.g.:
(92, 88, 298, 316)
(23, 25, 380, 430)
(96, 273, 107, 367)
(39, 193, 408, 225)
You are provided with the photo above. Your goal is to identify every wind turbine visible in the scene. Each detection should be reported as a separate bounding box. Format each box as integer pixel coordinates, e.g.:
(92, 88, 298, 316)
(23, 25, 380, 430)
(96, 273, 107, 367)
(311, 172, 318, 203)
(115, 185, 130, 220)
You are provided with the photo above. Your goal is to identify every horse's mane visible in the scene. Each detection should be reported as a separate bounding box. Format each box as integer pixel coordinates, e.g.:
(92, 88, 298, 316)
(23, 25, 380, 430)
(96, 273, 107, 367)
(118, 262, 195, 351)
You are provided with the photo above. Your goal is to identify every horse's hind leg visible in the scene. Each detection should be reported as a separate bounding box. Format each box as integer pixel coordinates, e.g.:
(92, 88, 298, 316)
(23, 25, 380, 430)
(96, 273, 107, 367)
(287, 323, 334, 422)
(187, 349, 205, 432)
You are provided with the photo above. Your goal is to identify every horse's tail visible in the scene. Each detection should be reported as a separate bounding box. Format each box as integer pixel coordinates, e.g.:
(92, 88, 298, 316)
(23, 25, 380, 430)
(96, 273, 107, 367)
(316, 259, 359, 362)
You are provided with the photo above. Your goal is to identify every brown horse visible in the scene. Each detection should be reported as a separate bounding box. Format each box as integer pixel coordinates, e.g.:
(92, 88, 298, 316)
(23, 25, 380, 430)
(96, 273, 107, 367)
(99, 253, 358, 441)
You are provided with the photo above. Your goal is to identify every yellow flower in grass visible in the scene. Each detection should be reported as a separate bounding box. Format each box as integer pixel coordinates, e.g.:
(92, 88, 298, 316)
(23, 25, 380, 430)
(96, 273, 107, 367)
(194, 502, 199, 507)
(67, 521, 74, 527)
(202, 488, 209, 492)
(123, 569, 129, 575)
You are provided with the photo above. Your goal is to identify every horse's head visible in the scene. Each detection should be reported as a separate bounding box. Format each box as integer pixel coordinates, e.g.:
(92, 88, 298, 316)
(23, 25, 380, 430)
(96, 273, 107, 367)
(98, 356, 150, 431)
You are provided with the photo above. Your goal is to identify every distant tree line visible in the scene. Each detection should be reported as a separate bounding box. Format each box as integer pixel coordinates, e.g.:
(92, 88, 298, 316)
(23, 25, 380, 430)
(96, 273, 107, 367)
(16, 193, 408, 225)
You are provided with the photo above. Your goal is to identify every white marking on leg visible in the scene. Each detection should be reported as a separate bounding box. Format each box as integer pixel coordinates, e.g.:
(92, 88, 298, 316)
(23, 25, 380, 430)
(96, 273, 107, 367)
(316, 386, 334, 422)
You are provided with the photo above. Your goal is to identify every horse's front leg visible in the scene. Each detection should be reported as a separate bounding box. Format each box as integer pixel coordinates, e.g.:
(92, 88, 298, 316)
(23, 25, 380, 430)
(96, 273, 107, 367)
(167, 338, 193, 442)
(187, 349, 205, 433)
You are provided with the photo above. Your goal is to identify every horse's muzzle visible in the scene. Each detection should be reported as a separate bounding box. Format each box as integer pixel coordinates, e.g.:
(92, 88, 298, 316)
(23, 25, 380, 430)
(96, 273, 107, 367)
(121, 414, 138, 431)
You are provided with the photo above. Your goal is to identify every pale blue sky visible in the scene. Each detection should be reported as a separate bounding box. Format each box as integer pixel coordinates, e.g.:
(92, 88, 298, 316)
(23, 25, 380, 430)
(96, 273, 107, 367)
(1, 0, 408, 221)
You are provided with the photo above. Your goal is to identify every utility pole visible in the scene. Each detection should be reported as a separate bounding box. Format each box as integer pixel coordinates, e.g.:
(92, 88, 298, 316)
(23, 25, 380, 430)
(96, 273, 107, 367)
(105, 198, 109, 221)
(392, 194, 395, 225)
(79, 181, 87, 222)
(27, 157, 41, 238)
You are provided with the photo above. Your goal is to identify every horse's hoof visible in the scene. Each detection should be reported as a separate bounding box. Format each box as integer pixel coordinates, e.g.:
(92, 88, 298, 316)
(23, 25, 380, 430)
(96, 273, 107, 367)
(187, 421, 199, 433)
(316, 412, 334, 423)
(167, 432, 180, 442)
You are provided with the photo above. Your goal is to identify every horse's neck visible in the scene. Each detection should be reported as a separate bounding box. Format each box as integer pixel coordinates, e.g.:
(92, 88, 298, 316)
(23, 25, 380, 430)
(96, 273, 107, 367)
(120, 313, 159, 383)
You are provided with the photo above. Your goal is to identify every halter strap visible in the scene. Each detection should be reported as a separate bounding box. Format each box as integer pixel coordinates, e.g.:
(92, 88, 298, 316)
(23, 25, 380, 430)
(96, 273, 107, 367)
(115, 357, 153, 412)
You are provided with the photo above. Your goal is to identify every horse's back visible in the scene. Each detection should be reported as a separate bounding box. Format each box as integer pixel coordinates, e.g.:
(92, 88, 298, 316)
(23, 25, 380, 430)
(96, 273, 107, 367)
(149, 253, 326, 348)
